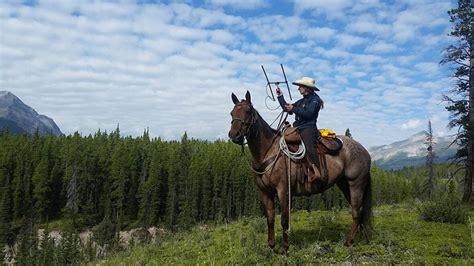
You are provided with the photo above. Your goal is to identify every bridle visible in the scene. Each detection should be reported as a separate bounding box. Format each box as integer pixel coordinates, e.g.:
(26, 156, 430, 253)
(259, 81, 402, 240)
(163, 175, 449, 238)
(230, 103, 258, 142)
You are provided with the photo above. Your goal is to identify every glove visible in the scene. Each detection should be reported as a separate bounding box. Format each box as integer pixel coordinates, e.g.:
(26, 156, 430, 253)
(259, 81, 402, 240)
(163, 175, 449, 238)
(276, 87, 282, 96)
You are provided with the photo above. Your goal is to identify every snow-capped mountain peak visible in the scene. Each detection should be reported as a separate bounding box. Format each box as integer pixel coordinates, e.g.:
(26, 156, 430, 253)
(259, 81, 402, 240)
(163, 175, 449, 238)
(369, 131, 457, 169)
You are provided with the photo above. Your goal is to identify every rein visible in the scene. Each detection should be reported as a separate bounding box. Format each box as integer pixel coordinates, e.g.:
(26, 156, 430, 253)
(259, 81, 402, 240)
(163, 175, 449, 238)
(235, 107, 282, 176)
(240, 147, 281, 175)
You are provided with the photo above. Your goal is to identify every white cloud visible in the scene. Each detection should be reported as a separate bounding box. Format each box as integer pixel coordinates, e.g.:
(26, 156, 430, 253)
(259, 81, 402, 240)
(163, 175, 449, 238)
(401, 119, 423, 129)
(0, 1, 457, 149)
(365, 41, 398, 54)
(336, 33, 366, 48)
(294, 0, 353, 18)
(345, 14, 391, 37)
(305, 27, 336, 43)
(246, 15, 303, 42)
(206, 0, 267, 9)
(414, 62, 440, 75)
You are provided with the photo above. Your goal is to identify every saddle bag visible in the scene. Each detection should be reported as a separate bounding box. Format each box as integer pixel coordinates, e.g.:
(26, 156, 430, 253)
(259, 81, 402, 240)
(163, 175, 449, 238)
(319, 137, 343, 156)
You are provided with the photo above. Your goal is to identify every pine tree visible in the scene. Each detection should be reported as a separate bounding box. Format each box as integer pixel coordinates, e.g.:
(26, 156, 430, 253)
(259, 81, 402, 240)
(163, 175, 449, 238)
(424, 120, 436, 199)
(0, 177, 15, 246)
(15, 220, 39, 265)
(32, 156, 51, 222)
(64, 132, 82, 227)
(138, 146, 164, 227)
(166, 142, 180, 229)
(109, 140, 131, 229)
(175, 132, 192, 229)
(48, 140, 64, 221)
(0, 135, 16, 246)
(344, 128, 352, 138)
(57, 231, 82, 265)
(37, 229, 57, 266)
(441, 0, 473, 202)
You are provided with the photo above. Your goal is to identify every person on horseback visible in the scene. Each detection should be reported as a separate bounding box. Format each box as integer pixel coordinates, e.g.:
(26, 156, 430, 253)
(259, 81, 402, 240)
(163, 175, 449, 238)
(276, 76, 326, 188)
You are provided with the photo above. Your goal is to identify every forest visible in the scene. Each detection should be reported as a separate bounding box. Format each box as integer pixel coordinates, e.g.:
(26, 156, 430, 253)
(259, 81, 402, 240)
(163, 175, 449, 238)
(0, 130, 469, 263)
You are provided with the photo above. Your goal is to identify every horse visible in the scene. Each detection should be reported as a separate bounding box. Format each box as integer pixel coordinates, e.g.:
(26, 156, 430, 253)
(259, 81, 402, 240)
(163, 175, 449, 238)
(228, 91, 372, 255)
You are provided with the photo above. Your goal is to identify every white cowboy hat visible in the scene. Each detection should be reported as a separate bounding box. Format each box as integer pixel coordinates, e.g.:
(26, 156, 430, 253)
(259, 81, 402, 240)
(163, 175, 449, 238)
(292, 77, 319, 91)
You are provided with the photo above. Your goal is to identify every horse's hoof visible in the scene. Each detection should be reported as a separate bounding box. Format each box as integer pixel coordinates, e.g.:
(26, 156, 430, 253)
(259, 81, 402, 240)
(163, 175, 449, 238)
(316, 179, 327, 190)
(268, 242, 275, 249)
(344, 239, 354, 247)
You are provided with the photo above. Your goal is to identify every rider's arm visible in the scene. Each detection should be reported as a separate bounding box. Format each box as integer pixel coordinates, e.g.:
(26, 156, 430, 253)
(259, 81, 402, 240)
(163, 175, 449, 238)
(292, 99, 320, 119)
(278, 96, 294, 114)
(277, 95, 288, 110)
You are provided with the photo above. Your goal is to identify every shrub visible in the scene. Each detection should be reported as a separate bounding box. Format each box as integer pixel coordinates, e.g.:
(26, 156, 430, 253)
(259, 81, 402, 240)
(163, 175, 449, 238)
(418, 189, 467, 224)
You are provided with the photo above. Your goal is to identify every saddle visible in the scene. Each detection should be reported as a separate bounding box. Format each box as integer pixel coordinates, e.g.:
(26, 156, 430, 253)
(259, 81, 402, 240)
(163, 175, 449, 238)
(282, 127, 343, 185)
(282, 127, 343, 155)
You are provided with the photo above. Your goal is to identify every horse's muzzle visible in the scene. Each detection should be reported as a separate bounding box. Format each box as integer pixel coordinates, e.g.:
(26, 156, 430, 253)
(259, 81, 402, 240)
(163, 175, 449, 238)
(228, 131, 244, 144)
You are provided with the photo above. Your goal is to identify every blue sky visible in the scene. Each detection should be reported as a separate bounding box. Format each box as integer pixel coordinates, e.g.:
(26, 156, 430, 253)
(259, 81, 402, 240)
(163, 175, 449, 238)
(0, 0, 458, 148)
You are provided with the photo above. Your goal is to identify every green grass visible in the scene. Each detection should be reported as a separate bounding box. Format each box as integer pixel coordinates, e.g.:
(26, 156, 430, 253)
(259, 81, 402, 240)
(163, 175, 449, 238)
(97, 204, 473, 265)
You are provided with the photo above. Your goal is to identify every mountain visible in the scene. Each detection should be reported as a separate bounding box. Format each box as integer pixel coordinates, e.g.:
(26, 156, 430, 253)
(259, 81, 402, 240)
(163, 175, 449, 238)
(0, 91, 62, 136)
(368, 131, 458, 170)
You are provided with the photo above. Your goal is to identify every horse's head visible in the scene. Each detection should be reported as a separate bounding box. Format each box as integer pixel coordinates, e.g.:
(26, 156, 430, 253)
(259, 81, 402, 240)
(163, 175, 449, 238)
(228, 91, 255, 144)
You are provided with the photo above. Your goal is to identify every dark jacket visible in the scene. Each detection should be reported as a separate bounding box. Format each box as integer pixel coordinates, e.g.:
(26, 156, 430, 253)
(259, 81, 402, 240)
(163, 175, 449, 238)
(278, 91, 322, 129)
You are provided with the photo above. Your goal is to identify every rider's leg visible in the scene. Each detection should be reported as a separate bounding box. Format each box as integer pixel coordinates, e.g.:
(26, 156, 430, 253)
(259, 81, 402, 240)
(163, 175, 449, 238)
(299, 128, 320, 182)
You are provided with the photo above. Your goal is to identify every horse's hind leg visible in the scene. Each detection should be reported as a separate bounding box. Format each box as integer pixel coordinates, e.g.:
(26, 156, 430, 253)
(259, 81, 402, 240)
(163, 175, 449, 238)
(261, 191, 275, 249)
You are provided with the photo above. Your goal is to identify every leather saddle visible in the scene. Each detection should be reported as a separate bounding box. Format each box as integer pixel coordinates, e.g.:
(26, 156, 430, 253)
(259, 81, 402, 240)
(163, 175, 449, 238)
(282, 127, 343, 156)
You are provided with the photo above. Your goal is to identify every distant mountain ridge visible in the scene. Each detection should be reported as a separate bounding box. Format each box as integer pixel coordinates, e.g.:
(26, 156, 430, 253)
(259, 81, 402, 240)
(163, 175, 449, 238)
(0, 91, 62, 136)
(368, 131, 457, 169)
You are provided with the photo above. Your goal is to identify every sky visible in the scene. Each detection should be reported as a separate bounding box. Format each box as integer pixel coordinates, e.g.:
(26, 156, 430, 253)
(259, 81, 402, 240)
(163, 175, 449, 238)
(0, 0, 460, 148)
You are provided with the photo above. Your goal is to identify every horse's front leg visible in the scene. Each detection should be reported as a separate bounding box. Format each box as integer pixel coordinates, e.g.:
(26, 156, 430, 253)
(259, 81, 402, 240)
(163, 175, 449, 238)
(277, 188, 289, 255)
(260, 191, 275, 249)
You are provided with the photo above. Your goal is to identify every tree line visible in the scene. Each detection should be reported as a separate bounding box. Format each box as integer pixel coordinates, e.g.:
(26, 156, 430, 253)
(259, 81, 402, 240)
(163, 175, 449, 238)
(0, 129, 466, 248)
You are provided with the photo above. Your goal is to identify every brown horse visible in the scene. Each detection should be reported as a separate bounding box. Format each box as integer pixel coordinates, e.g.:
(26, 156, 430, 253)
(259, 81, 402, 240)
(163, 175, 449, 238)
(228, 91, 372, 255)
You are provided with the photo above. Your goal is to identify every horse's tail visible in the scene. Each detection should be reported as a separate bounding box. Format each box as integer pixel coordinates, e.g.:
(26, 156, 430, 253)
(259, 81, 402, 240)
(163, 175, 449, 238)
(360, 171, 373, 241)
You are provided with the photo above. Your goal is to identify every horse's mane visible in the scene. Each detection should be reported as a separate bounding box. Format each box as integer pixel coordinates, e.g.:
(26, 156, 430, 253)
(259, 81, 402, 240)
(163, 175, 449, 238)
(253, 108, 278, 139)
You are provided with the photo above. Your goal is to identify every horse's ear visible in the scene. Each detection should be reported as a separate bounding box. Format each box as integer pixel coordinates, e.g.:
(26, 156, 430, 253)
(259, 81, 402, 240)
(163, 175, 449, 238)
(245, 90, 251, 104)
(231, 93, 239, 104)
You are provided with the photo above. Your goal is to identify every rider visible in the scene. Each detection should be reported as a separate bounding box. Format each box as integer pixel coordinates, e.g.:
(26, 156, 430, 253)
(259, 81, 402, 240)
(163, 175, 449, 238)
(276, 77, 326, 188)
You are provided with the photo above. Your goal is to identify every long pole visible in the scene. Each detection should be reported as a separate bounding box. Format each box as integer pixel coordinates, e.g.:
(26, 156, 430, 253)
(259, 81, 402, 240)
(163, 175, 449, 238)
(281, 64, 292, 100)
(261, 65, 275, 101)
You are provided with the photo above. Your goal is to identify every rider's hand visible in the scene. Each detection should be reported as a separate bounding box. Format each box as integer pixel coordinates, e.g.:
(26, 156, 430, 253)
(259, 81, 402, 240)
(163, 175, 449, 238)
(276, 87, 282, 96)
(286, 104, 294, 112)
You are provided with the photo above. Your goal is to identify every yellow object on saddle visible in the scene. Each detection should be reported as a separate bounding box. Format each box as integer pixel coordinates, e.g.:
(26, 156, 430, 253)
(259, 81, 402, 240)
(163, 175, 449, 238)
(319, 129, 336, 138)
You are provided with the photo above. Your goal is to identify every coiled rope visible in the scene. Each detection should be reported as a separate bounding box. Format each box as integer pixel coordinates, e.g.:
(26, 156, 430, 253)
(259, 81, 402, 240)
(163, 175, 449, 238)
(279, 128, 306, 160)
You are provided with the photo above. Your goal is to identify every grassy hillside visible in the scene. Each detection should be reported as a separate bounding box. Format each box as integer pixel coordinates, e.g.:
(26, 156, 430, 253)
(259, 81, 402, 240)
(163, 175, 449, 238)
(98, 204, 473, 264)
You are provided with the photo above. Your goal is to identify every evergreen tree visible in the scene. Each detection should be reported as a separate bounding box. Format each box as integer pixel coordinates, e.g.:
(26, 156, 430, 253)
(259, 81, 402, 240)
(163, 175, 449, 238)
(424, 121, 436, 199)
(166, 142, 180, 229)
(175, 132, 192, 229)
(63, 132, 82, 227)
(32, 156, 51, 222)
(138, 146, 164, 227)
(0, 177, 15, 246)
(344, 128, 352, 138)
(57, 231, 82, 265)
(37, 229, 57, 266)
(109, 141, 130, 228)
(15, 221, 39, 265)
(441, 0, 473, 202)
